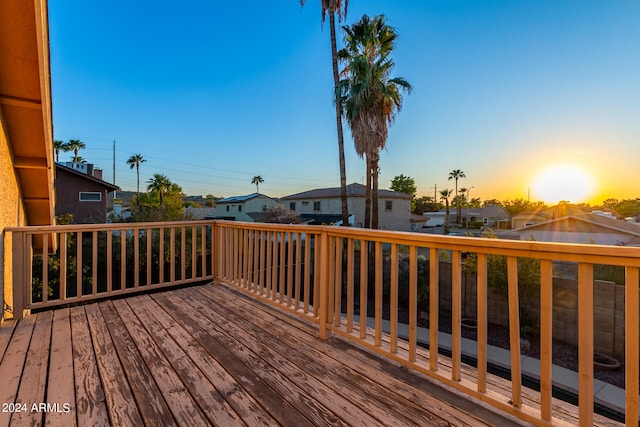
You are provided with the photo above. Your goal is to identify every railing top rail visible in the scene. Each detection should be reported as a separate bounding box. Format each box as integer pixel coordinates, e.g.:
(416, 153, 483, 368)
(6, 219, 217, 233)
(8, 219, 640, 265)
(321, 226, 640, 265)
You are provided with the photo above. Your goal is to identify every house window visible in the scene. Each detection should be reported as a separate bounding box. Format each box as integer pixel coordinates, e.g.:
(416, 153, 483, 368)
(238, 205, 242, 212)
(262, 205, 267, 211)
(79, 192, 101, 202)
(226, 206, 230, 212)
(385, 201, 392, 211)
(313, 201, 321, 211)
(289, 202, 296, 211)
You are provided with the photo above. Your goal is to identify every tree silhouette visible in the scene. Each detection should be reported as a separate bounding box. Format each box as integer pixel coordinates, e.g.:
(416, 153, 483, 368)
(251, 175, 264, 193)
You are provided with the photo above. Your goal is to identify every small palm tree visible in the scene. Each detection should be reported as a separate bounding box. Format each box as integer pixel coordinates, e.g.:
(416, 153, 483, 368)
(66, 139, 86, 163)
(127, 154, 146, 205)
(147, 174, 171, 207)
(53, 140, 67, 162)
(440, 189, 453, 234)
(448, 169, 466, 224)
(70, 156, 88, 164)
(251, 176, 264, 193)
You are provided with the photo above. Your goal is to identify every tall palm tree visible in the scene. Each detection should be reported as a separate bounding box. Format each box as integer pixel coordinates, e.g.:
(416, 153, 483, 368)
(147, 174, 171, 207)
(251, 175, 264, 193)
(53, 140, 67, 162)
(127, 154, 146, 205)
(439, 189, 453, 234)
(338, 14, 412, 228)
(66, 139, 86, 163)
(448, 169, 466, 224)
(300, 0, 350, 227)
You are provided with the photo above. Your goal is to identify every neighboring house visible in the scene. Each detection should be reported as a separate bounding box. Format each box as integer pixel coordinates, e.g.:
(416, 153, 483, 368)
(55, 163, 119, 224)
(281, 183, 412, 231)
(514, 213, 640, 246)
(215, 193, 278, 222)
(512, 203, 591, 229)
(423, 206, 511, 229)
(1, 0, 55, 320)
(460, 206, 511, 228)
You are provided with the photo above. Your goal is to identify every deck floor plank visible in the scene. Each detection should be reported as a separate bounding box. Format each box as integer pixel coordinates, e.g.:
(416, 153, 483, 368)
(45, 308, 77, 427)
(195, 285, 483, 427)
(109, 299, 211, 426)
(97, 301, 177, 427)
(0, 319, 17, 363)
(69, 306, 109, 427)
(153, 291, 320, 427)
(3, 283, 613, 426)
(182, 287, 429, 427)
(126, 296, 246, 427)
(83, 303, 143, 427)
(0, 315, 36, 427)
(171, 288, 390, 427)
(12, 311, 53, 426)
(134, 294, 277, 427)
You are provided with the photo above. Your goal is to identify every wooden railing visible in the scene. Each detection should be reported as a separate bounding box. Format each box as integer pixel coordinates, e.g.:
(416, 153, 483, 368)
(6, 220, 640, 425)
(216, 222, 639, 427)
(6, 221, 215, 316)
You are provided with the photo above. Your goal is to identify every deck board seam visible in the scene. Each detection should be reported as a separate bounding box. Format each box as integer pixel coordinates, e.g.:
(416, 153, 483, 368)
(188, 286, 443, 426)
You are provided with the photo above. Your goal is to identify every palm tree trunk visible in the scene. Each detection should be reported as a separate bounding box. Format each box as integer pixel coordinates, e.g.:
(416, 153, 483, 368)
(329, 11, 350, 227)
(136, 165, 140, 206)
(371, 150, 380, 229)
(445, 201, 450, 234)
(364, 154, 372, 228)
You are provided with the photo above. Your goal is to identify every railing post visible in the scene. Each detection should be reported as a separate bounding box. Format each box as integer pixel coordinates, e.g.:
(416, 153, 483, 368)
(211, 221, 219, 284)
(9, 230, 30, 319)
(318, 229, 331, 340)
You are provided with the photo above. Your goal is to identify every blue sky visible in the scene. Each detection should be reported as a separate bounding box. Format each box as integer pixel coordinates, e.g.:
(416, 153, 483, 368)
(49, 1, 640, 203)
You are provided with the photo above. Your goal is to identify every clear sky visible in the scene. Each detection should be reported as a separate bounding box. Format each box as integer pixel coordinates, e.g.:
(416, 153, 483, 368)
(49, 1, 640, 204)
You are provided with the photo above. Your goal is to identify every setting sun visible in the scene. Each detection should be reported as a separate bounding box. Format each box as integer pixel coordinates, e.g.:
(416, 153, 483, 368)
(531, 164, 595, 204)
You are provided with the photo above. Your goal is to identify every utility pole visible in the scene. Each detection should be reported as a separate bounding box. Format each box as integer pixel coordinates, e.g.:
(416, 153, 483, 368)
(433, 184, 438, 205)
(113, 140, 116, 200)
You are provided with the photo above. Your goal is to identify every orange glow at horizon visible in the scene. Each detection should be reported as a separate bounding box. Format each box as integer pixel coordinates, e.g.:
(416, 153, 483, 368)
(531, 164, 596, 204)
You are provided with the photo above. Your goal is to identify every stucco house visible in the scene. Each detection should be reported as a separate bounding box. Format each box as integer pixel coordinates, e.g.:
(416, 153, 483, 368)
(215, 193, 278, 222)
(514, 213, 640, 246)
(1, 0, 55, 320)
(281, 183, 412, 231)
(55, 163, 119, 223)
(459, 206, 511, 228)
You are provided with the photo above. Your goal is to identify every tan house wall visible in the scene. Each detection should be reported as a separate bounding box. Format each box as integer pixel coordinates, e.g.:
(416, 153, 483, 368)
(288, 196, 411, 231)
(1, 107, 26, 321)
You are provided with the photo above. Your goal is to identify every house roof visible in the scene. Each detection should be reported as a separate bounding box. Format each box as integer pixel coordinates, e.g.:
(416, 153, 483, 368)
(514, 213, 640, 237)
(56, 163, 119, 191)
(217, 193, 277, 204)
(513, 204, 591, 220)
(1, 0, 55, 226)
(282, 183, 412, 200)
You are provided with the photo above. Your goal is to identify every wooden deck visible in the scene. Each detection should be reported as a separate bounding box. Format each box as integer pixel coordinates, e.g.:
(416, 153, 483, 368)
(0, 283, 527, 426)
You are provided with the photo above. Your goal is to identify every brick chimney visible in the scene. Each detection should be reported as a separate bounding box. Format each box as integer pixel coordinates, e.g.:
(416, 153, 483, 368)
(93, 168, 103, 180)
